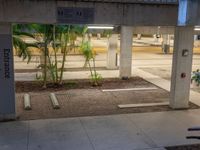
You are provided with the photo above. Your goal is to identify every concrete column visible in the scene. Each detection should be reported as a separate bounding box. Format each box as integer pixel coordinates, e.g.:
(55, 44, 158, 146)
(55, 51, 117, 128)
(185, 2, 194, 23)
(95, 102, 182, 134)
(194, 35, 198, 41)
(162, 34, 170, 54)
(97, 33, 101, 40)
(89, 33, 92, 40)
(107, 34, 118, 69)
(153, 34, 158, 42)
(84, 33, 89, 42)
(170, 26, 194, 109)
(194, 35, 200, 47)
(119, 26, 133, 79)
(137, 34, 142, 40)
(0, 23, 16, 120)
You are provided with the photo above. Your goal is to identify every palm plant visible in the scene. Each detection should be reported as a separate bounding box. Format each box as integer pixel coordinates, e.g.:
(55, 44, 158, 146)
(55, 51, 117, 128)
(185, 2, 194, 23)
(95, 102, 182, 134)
(31, 24, 54, 88)
(80, 41, 102, 86)
(14, 24, 89, 87)
(56, 25, 71, 85)
(13, 24, 38, 63)
(55, 25, 88, 85)
(52, 25, 59, 84)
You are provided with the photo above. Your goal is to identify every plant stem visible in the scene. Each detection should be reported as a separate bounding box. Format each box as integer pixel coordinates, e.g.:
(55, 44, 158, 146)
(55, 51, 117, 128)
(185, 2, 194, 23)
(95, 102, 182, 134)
(88, 60, 93, 78)
(48, 54, 56, 84)
(92, 57, 98, 85)
(59, 46, 67, 84)
(53, 25, 58, 83)
(59, 26, 70, 85)
(43, 42, 47, 88)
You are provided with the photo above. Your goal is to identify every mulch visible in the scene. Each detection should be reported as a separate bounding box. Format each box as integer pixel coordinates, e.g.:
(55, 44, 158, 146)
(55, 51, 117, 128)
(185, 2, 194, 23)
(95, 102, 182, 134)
(14, 77, 200, 121)
(15, 77, 153, 93)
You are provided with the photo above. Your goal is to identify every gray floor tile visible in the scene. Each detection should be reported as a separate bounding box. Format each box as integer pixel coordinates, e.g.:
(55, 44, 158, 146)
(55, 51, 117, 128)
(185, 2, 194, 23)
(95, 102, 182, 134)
(80, 115, 157, 150)
(29, 118, 83, 133)
(126, 111, 200, 147)
(0, 121, 29, 150)
(28, 118, 94, 150)
(172, 109, 200, 126)
(2, 110, 200, 150)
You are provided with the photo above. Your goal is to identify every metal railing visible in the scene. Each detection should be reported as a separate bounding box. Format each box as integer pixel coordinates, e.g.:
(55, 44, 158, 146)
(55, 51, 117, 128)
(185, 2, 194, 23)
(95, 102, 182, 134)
(187, 127, 200, 140)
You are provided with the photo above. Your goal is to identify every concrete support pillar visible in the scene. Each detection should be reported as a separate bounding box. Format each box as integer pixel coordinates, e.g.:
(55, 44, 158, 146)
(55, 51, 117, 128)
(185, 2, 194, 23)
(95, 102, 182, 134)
(107, 34, 118, 69)
(89, 33, 92, 41)
(119, 26, 133, 79)
(137, 34, 142, 40)
(0, 23, 16, 120)
(162, 34, 170, 54)
(170, 26, 194, 109)
(194, 35, 200, 47)
(194, 35, 198, 40)
(153, 34, 159, 42)
(84, 33, 89, 42)
(97, 33, 101, 40)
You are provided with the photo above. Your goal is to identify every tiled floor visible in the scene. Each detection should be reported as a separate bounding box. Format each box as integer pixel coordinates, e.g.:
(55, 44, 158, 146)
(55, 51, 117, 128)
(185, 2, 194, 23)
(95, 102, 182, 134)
(1, 110, 200, 150)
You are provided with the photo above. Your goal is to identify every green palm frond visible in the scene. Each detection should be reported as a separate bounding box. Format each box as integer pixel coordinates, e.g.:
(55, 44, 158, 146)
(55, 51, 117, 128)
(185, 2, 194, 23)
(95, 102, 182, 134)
(80, 41, 93, 61)
(13, 24, 40, 63)
(13, 31, 35, 38)
(13, 35, 38, 63)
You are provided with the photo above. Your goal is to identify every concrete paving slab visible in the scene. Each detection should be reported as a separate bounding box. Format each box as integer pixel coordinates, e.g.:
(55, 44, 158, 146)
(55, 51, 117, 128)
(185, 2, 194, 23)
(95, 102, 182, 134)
(134, 68, 200, 107)
(0, 143, 27, 150)
(1, 110, 200, 150)
(28, 131, 94, 150)
(0, 121, 29, 150)
(126, 111, 200, 147)
(134, 68, 171, 91)
(102, 87, 158, 92)
(29, 118, 82, 133)
(118, 102, 169, 108)
(80, 114, 157, 150)
(171, 109, 200, 127)
(28, 118, 94, 150)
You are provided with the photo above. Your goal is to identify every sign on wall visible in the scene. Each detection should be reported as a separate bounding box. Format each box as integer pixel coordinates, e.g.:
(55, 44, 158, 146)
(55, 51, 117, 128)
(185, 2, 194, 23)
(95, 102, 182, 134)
(57, 7, 95, 24)
(0, 34, 15, 116)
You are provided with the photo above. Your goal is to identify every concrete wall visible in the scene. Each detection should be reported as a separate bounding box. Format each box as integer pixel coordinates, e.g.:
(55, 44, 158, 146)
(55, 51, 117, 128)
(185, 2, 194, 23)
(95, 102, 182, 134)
(0, 0, 178, 25)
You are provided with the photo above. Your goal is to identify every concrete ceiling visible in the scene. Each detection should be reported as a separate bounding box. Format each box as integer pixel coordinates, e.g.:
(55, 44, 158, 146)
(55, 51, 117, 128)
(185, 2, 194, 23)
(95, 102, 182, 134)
(68, 0, 178, 4)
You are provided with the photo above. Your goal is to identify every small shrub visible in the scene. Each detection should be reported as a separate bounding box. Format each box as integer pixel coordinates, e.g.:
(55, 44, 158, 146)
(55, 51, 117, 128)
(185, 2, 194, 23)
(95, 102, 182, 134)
(91, 73, 103, 86)
(80, 41, 102, 86)
(191, 69, 200, 86)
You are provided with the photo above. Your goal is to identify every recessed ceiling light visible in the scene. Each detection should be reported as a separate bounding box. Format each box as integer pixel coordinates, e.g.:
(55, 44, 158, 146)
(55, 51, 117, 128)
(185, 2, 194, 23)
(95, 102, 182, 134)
(194, 28, 200, 31)
(87, 26, 114, 29)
